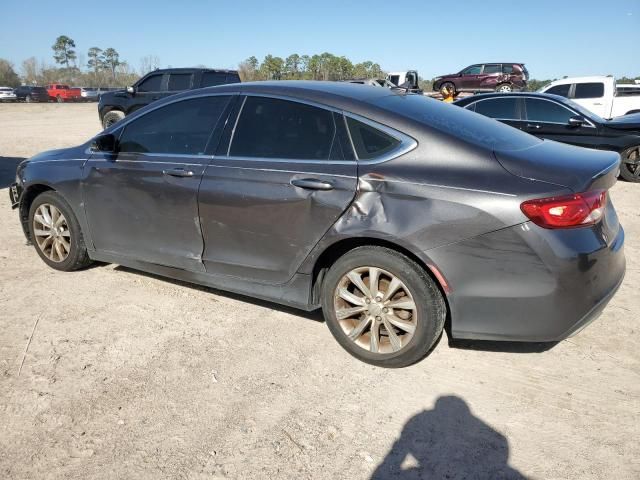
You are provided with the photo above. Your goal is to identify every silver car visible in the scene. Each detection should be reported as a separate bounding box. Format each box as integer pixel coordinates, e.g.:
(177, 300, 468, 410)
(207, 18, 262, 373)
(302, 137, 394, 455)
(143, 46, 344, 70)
(0, 86, 17, 102)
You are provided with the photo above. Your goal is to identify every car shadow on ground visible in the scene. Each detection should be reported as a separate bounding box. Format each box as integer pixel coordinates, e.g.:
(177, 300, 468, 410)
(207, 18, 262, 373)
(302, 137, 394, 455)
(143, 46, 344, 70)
(371, 396, 527, 480)
(113, 265, 325, 322)
(0, 156, 25, 189)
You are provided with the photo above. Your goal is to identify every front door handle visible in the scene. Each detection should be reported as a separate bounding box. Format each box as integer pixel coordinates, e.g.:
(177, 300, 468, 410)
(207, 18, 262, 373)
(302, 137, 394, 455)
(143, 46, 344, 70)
(290, 178, 334, 191)
(526, 123, 542, 130)
(163, 168, 194, 178)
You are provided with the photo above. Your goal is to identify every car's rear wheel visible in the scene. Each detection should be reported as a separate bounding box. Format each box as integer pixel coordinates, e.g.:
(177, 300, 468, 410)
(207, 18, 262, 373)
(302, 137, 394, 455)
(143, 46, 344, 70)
(496, 83, 513, 93)
(620, 145, 640, 182)
(439, 82, 456, 96)
(56, 95, 63, 103)
(321, 246, 446, 368)
(28, 191, 93, 271)
(102, 110, 125, 129)
(25, 95, 32, 103)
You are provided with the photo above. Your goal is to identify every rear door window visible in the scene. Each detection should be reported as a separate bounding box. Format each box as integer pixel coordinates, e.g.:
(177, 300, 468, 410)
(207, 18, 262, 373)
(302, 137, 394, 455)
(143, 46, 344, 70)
(118, 96, 231, 155)
(482, 64, 502, 74)
(201, 72, 232, 87)
(525, 98, 574, 123)
(346, 117, 400, 160)
(474, 98, 520, 120)
(546, 84, 570, 97)
(167, 73, 192, 91)
(574, 82, 604, 99)
(229, 96, 337, 160)
(137, 74, 163, 92)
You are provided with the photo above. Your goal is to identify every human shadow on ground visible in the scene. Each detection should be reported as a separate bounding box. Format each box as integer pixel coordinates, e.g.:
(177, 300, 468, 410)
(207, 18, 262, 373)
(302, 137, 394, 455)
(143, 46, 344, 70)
(0, 156, 25, 188)
(371, 396, 527, 480)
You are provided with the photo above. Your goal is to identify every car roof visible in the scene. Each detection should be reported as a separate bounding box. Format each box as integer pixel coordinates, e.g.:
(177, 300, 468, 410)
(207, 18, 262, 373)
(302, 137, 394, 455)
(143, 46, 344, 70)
(545, 76, 612, 85)
(145, 67, 238, 74)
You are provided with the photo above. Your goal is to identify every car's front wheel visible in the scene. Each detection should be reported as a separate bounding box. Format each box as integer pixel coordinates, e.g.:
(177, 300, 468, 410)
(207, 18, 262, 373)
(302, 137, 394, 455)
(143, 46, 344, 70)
(28, 191, 93, 271)
(25, 95, 32, 103)
(620, 145, 640, 182)
(102, 110, 125, 129)
(56, 95, 63, 103)
(321, 246, 446, 368)
(439, 82, 456, 96)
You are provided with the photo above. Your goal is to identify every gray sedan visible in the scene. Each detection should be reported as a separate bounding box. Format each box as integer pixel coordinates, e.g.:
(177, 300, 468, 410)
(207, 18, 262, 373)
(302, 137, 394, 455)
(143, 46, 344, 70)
(10, 81, 625, 367)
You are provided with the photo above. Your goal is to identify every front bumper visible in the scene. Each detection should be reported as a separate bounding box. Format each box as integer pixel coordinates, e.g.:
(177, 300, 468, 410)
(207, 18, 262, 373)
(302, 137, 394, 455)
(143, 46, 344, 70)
(0, 95, 17, 101)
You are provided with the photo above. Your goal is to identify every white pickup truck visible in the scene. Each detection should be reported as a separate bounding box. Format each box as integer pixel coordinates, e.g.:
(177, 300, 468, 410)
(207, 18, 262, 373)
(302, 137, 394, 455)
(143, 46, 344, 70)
(539, 76, 640, 119)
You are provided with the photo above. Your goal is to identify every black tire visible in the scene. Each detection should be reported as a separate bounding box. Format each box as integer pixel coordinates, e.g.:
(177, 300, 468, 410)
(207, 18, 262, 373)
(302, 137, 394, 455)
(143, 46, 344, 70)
(496, 83, 513, 93)
(439, 81, 456, 96)
(56, 95, 63, 103)
(25, 95, 32, 103)
(28, 191, 93, 271)
(102, 110, 125, 129)
(321, 246, 446, 368)
(619, 146, 640, 182)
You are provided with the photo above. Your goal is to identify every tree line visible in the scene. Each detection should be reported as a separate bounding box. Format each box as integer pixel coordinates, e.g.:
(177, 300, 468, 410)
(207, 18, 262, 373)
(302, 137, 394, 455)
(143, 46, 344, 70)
(0, 35, 638, 91)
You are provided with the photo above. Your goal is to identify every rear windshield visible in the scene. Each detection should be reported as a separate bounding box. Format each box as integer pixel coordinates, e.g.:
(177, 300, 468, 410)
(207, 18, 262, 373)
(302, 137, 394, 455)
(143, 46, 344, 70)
(374, 94, 541, 151)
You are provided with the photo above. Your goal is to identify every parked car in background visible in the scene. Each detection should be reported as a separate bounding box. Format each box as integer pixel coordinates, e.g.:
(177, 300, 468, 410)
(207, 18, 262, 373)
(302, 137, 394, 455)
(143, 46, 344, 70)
(538, 76, 640, 119)
(79, 87, 99, 102)
(386, 71, 423, 94)
(0, 87, 17, 102)
(433, 63, 528, 95)
(14, 86, 50, 103)
(11, 81, 625, 367)
(454, 92, 640, 182)
(45, 84, 82, 103)
(98, 67, 241, 128)
(345, 78, 400, 89)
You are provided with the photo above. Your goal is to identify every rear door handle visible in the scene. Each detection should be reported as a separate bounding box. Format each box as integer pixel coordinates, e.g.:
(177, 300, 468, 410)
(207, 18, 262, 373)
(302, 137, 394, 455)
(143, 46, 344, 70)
(526, 123, 542, 130)
(163, 168, 194, 177)
(290, 178, 334, 191)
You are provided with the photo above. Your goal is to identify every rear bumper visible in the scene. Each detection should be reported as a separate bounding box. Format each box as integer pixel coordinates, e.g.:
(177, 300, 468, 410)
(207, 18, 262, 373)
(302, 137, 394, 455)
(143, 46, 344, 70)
(429, 220, 626, 342)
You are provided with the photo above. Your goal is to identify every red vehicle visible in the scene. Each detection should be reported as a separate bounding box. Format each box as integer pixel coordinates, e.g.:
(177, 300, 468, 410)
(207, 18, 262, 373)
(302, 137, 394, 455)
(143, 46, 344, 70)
(45, 84, 82, 103)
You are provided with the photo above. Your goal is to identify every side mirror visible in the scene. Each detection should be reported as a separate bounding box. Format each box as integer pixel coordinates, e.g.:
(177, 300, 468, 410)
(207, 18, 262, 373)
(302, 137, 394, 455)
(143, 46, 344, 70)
(126, 86, 135, 94)
(568, 115, 584, 127)
(91, 133, 117, 153)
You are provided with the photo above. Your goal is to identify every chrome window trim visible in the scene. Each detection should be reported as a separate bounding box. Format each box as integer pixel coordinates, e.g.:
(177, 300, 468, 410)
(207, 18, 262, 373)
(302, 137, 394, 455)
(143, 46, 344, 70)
(465, 96, 597, 128)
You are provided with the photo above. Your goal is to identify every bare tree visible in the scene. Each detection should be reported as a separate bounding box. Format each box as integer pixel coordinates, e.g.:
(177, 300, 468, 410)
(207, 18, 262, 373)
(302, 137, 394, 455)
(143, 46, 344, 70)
(139, 55, 160, 75)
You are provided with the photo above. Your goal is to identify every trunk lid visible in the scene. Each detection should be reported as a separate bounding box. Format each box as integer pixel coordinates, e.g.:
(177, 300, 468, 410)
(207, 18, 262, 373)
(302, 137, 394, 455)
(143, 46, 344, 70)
(494, 139, 620, 193)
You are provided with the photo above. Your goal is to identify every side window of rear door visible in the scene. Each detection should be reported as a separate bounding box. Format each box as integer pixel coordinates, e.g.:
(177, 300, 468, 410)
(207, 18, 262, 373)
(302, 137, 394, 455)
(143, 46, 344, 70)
(229, 96, 340, 160)
(136, 74, 163, 93)
(474, 98, 521, 121)
(167, 73, 192, 91)
(574, 83, 604, 99)
(201, 72, 230, 87)
(524, 98, 574, 124)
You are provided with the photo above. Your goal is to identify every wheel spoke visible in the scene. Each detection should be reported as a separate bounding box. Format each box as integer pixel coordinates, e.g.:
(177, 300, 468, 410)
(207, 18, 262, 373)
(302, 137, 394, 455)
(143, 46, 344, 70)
(369, 267, 380, 299)
(385, 314, 416, 334)
(383, 318, 402, 352)
(381, 277, 403, 302)
(349, 316, 372, 341)
(387, 298, 416, 310)
(59, 237, 71, 253)
(54, 240, 65, 261)
(40, 205, 52, 226)
(336, 305, 368, 320)
(347, 271, 371, 298)
(60, 230, 70, 237)
(338, 288, 366, 306)
(33, 228, 50, 237)
(370, 321, 380, 353)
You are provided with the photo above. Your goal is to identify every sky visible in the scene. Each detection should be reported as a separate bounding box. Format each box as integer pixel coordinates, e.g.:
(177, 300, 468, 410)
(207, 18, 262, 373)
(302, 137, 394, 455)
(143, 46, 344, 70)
(1, 0, 638, 80)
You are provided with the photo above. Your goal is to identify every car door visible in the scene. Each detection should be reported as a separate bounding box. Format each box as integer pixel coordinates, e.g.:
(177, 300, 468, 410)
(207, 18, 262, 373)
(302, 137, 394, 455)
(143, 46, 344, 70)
(197, 95, 358, 284)
(82, 94, 234, 271)
(523, 97, 601, 148)
(477, 64, 503, 90)
(459, 65, 483, 90)
(571, 82, 608, 118)
(132, 72, 165, 110)
(470, 97, 523, 129)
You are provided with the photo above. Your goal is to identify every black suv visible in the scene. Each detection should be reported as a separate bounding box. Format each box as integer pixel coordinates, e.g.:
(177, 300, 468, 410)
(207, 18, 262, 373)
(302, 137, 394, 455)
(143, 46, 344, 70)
(98, 68, 241, 128)
(14, 86, 50, 103)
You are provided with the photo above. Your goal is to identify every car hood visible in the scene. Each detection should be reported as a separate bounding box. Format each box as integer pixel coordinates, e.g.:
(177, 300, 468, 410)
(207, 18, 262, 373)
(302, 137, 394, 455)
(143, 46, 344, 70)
(494, 139, 620, 193)
(26, 145, 88, 163)
(606, 112, 640, 131)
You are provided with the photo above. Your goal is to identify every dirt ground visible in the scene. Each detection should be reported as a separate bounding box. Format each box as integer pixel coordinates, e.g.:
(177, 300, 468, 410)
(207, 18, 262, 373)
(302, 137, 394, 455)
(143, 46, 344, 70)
(0, 103, 638, 480)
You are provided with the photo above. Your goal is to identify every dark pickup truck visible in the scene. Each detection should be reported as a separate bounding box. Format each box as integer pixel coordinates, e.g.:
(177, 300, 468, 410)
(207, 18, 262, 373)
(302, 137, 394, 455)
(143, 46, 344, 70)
(98, 68, 241, 128)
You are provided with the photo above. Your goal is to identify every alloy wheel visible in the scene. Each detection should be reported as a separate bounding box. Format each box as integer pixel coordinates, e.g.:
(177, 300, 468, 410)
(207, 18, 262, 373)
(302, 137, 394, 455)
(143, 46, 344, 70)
(33, 203, 71, 263)
(333, 266, 418, 354)
(498, 84, 513, 92)
(623, 146, 640, 179)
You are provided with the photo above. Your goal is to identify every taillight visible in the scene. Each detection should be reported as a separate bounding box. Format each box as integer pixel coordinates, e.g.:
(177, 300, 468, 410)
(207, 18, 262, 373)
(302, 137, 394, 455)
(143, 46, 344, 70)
(520, 190, 607, 229)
